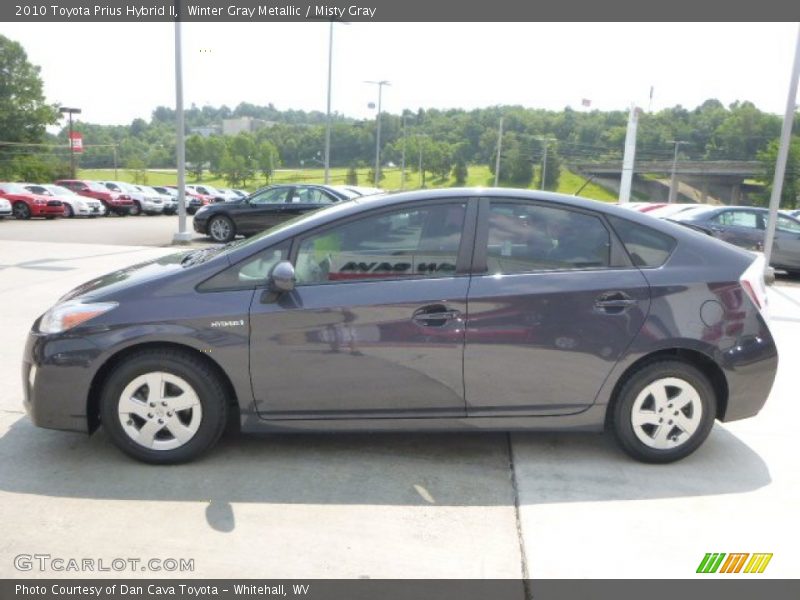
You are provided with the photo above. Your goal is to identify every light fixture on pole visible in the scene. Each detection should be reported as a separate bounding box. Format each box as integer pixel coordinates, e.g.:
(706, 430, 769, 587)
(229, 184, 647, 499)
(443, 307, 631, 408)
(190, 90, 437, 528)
(58, 107, 82, 179)
(365, 80, 390, 187)
(324, 20, 349, 185)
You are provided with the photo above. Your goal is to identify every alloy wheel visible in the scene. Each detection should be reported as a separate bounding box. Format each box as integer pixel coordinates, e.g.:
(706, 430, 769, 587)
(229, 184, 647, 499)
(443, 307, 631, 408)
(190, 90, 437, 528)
(117, 371, 203, 451)
(630, 377, 702, 450)
(209, 217, 233, 242)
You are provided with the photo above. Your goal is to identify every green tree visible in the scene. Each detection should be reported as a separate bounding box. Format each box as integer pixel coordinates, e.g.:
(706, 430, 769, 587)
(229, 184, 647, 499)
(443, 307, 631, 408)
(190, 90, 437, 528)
(0, 35, 59, 180)
(185, 135, 207, 180)
(757, 136, 800, 209)
(127, 157, 148, 184)
(452, 160, 468, 185)
(346, 165, 358, 185)
(205, 136, 227, 177)
(255, 139, 279, 184)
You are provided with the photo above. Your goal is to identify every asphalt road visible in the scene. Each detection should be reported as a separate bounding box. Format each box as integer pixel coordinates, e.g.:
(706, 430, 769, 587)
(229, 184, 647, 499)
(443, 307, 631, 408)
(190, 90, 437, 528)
(0, 222, 797, 579)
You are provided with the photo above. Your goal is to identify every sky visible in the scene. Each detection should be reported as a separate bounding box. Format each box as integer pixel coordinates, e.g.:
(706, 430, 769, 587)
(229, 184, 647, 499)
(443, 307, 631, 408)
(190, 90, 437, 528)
(6, 22, 799, 126)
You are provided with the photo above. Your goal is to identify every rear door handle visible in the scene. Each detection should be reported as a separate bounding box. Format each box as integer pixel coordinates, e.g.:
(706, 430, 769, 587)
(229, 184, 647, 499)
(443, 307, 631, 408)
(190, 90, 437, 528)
(594, 292, 637, 314)
(412, 305, 462, 327)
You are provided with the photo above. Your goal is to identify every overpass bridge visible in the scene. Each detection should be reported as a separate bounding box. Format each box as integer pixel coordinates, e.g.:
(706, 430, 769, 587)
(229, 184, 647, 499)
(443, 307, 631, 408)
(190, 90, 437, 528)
(570, 160, 765, 204)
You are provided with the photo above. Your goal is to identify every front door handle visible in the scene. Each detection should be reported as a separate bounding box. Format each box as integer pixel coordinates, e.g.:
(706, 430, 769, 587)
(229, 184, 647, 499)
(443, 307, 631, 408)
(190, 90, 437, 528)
(412, 304, 462, 327)
(594, 292, 637, 314)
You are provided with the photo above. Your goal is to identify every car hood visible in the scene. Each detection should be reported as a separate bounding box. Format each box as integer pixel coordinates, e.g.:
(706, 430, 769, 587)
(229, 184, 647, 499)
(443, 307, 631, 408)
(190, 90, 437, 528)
(59, 252, 191, 302)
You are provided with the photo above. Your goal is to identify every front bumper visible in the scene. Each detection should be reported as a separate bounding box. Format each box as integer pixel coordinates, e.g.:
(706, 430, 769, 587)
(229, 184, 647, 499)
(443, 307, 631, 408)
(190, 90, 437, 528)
(31, 204, 64, 217)
(22, 330, 100, 433)
(141, 200, 165, 213)
(192, 213, 208, 233)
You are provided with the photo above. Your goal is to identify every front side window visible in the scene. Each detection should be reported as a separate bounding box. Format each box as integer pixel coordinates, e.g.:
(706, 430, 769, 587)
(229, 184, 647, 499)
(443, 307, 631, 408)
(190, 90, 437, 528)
(198, 242, 290, 291)
(291, 187, 335, 205)
(777, 215, 800, 234)
(714, 210, 760, 229)
(295, 203, 467, 285)
(487, 202, 611, 274)
(250, 188, 288, 205)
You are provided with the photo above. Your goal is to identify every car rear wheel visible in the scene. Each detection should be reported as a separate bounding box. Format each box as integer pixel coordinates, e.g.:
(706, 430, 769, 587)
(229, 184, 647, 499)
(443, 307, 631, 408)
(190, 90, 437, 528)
(100, 350, 228, 464)
(611, 360, 716, 463)
(13, 202, 30, 220)
(208, 215, 235, 243)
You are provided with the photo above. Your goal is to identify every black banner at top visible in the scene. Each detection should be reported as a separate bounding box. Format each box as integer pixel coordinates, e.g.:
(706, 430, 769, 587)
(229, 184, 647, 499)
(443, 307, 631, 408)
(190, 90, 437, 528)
(2, 0, 799, 22)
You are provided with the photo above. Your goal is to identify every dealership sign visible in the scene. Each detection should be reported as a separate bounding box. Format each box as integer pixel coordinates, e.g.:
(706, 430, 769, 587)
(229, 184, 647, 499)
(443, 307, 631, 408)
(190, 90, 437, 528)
(69, 132, 83, 153)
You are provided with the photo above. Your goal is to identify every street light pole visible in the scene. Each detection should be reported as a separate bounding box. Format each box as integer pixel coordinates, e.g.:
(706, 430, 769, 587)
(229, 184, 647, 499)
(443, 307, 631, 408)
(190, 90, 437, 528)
(494, 116, 503, 187)
(365, 80, 390, 187)
(763, 24, 800, 268)
(58, 107, 82, 179)
(173, 5, 192, 244)
(323, 21, 348, 184)
(668, 140, 688, 203)
(537, 137, 557, 190)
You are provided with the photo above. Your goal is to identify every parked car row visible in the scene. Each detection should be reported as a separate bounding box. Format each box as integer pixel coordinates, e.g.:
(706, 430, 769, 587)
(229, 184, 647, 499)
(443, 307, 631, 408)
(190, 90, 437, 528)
(622, 201, 800, 274)
(0, 179, 252, 220)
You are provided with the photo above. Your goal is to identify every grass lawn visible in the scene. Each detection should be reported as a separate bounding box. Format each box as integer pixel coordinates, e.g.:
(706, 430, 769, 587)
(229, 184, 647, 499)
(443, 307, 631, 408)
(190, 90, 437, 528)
(78, 165, 618, 203)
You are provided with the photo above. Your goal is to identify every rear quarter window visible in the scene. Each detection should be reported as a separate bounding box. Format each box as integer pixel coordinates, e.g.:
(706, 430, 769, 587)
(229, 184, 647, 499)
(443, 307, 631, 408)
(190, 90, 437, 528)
(607, 216, 676, 268)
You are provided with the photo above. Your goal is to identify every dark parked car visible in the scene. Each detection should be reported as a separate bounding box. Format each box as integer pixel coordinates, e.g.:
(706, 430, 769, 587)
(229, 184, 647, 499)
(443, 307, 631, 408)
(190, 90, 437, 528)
(193, 184, 361, 243)
(23, 189, 777, 464)
(672, 206, 800, 273)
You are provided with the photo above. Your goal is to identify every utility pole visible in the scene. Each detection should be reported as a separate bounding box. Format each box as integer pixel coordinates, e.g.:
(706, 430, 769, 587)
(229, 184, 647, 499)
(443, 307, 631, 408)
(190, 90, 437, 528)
(494, 116, 504, 187)
(400, 111, 407, 190)
(538, 137, 557, 190)
(667, 140, 688, 203)
(619, 104, 640, 204)
(172, 3, 192, 243)
(763, 23, 800, 268)
(416, 133, 428, 189)
(58, 107, 81, 179)
(365, 80, 390, 187)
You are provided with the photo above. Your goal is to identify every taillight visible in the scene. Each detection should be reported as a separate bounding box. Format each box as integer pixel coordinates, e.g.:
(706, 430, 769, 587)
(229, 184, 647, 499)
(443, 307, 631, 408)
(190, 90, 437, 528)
(739, 253, 769, 319)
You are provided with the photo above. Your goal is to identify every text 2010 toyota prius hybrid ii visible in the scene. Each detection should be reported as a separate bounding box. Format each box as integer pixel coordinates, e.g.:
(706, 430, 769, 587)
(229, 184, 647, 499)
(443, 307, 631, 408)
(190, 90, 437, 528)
(22, 189, 777, 464)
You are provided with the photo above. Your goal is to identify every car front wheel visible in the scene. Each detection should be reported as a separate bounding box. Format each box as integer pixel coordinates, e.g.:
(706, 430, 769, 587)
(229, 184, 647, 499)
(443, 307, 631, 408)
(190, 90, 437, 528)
(208, 215, 235, 243)
(611, 360, 716, 463)
(100, 350, 228, 464)
(13, 202, 31, 220)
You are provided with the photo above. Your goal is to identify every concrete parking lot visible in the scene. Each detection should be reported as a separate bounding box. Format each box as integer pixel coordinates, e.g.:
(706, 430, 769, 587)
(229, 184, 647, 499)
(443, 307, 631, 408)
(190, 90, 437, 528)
(0, 217, 797, 579)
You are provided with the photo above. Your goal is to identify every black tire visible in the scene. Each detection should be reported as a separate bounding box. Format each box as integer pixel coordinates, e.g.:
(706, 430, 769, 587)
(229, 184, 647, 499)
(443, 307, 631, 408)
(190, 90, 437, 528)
(208, 214, 236, 243)
(611, 360, 717, 463)
(100, 349, 228, 464)
(13, 202, 31, 220)
(64, 204, 74, 218)
(129, 201, 141, 216)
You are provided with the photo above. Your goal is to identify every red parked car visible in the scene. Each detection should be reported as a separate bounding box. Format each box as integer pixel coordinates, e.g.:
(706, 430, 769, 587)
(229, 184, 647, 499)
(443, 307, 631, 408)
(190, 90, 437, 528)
(0, 182, 64, 219)
(54, 179, 134, 216)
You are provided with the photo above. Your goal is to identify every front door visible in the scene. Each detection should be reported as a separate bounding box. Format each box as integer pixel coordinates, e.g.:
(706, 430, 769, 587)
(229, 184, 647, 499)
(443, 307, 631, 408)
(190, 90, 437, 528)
(238, 186, 290, 234)
(464, 199, 650, 416)
(250, 199, 475, 419)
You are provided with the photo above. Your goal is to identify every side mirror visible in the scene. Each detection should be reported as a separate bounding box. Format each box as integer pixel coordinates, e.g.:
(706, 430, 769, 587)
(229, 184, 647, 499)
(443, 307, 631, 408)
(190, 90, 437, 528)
(269, 260, 296, 293)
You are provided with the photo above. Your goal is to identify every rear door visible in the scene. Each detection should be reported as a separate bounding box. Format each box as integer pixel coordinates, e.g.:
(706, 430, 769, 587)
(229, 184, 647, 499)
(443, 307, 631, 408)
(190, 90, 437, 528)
(709, 209, 764, 251)
(281, 186, 338, 220)
(464, 198, 650, 416)
(772, 214, 800, 270)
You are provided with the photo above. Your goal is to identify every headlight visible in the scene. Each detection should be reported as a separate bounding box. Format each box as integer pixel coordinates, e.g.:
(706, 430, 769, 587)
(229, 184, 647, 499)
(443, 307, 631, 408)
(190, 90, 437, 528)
(39, 300, 118, 334)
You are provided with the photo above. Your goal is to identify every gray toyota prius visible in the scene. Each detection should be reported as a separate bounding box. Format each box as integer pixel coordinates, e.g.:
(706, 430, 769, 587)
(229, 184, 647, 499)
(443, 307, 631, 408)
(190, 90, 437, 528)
(22, 189, 778, 464)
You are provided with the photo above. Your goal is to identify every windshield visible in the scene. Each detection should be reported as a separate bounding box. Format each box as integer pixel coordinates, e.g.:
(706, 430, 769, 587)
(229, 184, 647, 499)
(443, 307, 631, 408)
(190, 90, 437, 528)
(46, 185, 76, 195)
(87, 181, 110, 192)
(329, 186, 361, 199)
(0, 183, 28, 194)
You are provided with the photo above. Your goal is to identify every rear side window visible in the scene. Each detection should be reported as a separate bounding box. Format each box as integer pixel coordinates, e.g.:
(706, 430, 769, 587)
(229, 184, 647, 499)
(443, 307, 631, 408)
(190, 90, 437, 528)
(487, 202, 611, 273)
(608, 216, 676, 268)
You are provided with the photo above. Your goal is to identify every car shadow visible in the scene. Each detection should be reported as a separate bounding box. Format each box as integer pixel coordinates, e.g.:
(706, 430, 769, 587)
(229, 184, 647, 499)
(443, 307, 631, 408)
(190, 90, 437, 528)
(0, 416, 770, 533)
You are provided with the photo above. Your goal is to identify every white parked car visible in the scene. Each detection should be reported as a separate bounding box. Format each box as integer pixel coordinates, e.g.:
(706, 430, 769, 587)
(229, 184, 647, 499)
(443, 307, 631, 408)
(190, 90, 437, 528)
(0, 196, 11, 218)
(23, 183, 104, 218)
(186, 184, 227, 202)
(99, 181, 164, 216)
(137, 185, 176, 215)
